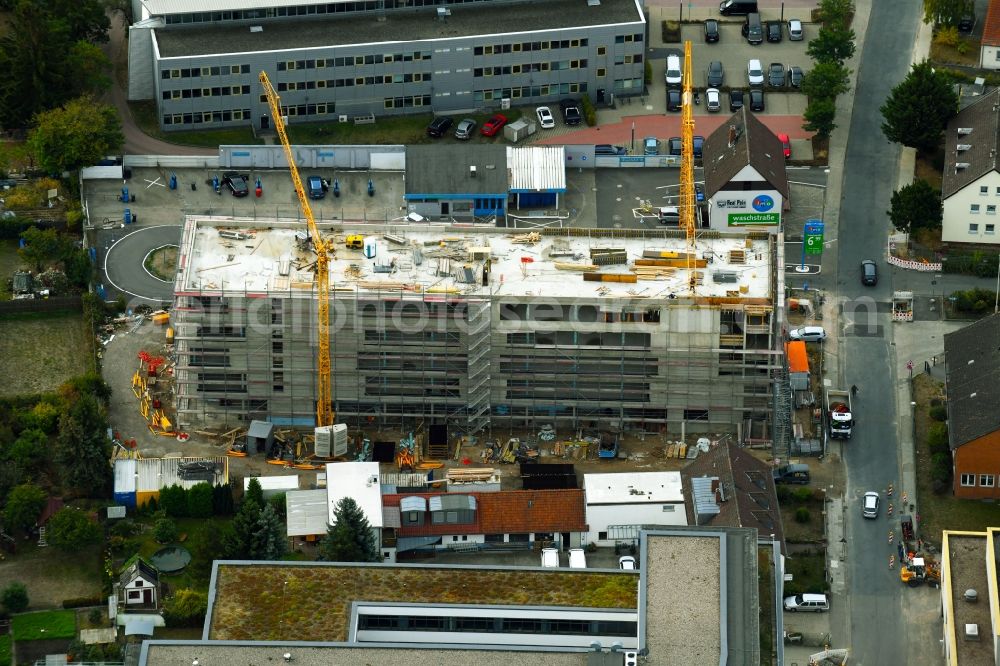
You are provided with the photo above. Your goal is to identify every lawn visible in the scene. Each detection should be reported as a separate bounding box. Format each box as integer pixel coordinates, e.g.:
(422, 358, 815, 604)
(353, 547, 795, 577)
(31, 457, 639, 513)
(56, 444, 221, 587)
(913, 374, 1000, 545)
(131, 517, 228, 594)
(0, 634, 9, 666)
(784, 549, 828, 595)
(11, 611, 76, 641)
(0, 311, 91, 396)
(210, 563, 637, 641)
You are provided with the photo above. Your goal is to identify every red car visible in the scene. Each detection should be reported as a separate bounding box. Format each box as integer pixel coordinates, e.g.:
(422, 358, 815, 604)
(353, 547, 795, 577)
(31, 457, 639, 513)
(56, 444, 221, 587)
(481, 114, 508, 137)
(777, 133, 791, 158)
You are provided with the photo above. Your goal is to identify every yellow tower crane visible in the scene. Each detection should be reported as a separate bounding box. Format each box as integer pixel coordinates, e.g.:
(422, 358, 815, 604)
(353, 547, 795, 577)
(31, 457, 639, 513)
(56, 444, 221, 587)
(679, 40, 698, 293)
(259, 71, 334, 427)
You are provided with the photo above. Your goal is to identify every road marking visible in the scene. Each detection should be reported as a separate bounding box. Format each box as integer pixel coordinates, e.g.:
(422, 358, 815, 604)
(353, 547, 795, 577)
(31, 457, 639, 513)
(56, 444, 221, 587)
(784, 263, 821, 274)
(144, 177, 164, 189)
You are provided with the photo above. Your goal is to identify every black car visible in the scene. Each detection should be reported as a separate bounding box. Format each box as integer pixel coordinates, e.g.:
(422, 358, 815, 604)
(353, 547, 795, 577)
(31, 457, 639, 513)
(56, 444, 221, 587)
(222, 172, 249, 197)
(767, 62, 785, 88)
(861, 260, 878, 286)
(729, 89, 744, 111)
(693, 135, 704, 159)
(766, 20, 782, 42)
(749, 89, 764, 111)
(666, 89, 682, 112)
(704, 19, 720, 42)
(560, 99, 582, 125)
(706, 60, 724, 87)
(426, 116, 453, 138)
(787, 65, 803, 88)
(667, 137, 682, 156)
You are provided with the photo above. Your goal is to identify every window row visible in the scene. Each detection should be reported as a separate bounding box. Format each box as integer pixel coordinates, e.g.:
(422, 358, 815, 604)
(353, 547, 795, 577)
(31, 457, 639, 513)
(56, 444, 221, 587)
(383, 95, 433, 109)
(977, 185, 1000, 195)
(162, 85, 250, 100)
(473, 38, 590, 55)
(277, 52, 431, 69)
(165, 2, 383, 23)
(474, 60, 590, 77)
(960, 473, 996, 488)
(968, 223, 997, 234)
(969, 204, 997, 214)
(357, 614, 637, 636)
(163, 109, 251, 126)
(162, 65, 250, 79)
(275, 73, 430, 92)
(473, 81, 587, 103)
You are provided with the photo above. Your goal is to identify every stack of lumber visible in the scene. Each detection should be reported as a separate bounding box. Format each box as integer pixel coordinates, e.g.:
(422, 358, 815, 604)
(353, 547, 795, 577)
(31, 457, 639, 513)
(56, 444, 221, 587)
(665, 443, 688, 458)
(510, 232, 541, 244)
(633, 265, 676, 280)
(446, 467, 495, 483)
(554, 262, 598, 271)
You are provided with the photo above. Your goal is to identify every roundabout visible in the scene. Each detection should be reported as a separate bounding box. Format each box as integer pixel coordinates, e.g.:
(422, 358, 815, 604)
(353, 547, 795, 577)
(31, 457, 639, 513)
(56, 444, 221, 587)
(102, 225, 182, 304)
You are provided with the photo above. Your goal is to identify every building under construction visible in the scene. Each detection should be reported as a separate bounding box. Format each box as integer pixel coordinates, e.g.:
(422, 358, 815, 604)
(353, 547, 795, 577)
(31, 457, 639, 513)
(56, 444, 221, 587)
(171, 217, 787, 441)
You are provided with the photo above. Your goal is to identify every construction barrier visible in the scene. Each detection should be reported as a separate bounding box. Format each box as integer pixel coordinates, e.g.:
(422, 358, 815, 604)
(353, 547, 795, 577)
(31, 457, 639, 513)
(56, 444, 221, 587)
(887, 254, 941, 272)
(889, 555, 895, 569)
(888, 530, 894, 544)
(888, 503, 894, 516)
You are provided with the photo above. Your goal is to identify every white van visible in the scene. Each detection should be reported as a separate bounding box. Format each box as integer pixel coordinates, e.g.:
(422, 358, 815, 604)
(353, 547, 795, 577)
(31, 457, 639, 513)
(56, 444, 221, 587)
(541, 548, 559, 568)
(568, 548, 587, 569)
(658, 206, 680, 224)
(783, 593, 829, 612)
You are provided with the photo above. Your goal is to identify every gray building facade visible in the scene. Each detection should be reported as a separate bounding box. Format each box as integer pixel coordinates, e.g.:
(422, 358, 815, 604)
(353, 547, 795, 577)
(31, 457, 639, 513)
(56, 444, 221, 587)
(129, 0, 647, 132)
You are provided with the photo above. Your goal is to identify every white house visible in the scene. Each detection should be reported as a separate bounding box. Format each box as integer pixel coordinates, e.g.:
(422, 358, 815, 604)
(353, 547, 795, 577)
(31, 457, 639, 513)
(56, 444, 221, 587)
(942, 89, 1000, 245)
(703, 106, 790, 232)
(980, 0, 1000, 69)
(119, 556, 159, 610)
(583, 472, 686, 546)
(326, 462, 383, 545)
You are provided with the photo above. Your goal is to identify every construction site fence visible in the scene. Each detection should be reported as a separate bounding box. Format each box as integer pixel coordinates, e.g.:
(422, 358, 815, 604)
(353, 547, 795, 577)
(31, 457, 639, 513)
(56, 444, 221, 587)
(179, 205, 415, 225)
(0, 295, 82, 315)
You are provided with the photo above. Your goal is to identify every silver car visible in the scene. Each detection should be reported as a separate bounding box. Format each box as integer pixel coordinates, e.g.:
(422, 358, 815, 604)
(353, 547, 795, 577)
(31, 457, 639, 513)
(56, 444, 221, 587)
(454, 118, 477, 140)
(787, 19, 804, 41)
(863, 492, 880, 519)
(706, 88, 721, 112)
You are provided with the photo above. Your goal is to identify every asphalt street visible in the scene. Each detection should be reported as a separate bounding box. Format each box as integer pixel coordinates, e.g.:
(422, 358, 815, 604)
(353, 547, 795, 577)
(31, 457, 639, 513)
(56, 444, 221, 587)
(830, 0, 923, 664)
(100, 225, 181, 306)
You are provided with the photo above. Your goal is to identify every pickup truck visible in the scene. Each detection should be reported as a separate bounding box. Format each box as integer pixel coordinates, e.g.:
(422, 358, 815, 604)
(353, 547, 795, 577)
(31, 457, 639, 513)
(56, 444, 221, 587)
(825, 389, 854, 439)
(560, 99, 582, 126)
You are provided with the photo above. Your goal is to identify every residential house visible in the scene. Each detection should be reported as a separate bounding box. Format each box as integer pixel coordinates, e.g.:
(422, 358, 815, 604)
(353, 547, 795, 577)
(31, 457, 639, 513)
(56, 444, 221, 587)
(680, 441, 785, 553)
(941, 89, 1000, 245)
(381, 488, 587, 557)
(703, 106, 790, 232)
(326, 462, 383, 548)
(980, 0, 1000, 69)
(583, 472, 686, 546)
(946, 313, 1000, 498)
(119, 556, 160, 611)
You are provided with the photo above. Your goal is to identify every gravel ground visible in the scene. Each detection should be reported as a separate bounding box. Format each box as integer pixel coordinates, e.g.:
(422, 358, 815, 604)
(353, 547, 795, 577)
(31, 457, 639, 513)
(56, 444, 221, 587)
(644, 534, 721, 662)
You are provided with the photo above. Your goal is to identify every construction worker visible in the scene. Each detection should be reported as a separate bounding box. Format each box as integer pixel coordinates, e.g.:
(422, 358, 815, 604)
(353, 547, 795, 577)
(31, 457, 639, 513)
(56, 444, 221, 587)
(851, 384, 858, 396)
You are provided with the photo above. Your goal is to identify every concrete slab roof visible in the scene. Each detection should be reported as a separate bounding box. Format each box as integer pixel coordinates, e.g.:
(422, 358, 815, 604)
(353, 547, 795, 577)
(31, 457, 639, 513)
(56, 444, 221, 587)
(583, 471, 683, 504)
(153, 0, 645, 58)
(176, 217, 775, 301)
(943, 532, 993, 666)
(326, 462, 383, 527)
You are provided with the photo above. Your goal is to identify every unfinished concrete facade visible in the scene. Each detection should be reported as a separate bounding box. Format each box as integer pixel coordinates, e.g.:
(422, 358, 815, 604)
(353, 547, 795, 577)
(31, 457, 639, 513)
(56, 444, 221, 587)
(171, 217, 786, 440)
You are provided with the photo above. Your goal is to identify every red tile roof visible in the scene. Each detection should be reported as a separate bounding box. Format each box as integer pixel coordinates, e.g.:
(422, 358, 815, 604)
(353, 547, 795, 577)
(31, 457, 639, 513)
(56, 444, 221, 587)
(382, 489, 587, 537)
(985, 0, 1000, 46)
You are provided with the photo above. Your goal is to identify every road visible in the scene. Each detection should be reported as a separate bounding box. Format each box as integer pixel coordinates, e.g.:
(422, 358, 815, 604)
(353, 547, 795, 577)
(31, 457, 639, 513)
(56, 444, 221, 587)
(831, 0, 923, 663)
(101, 225, 181, 305)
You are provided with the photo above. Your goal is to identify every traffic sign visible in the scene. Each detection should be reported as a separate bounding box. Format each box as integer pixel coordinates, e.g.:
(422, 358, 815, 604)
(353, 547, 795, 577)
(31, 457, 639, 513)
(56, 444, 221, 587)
(804, 220, 825, 256)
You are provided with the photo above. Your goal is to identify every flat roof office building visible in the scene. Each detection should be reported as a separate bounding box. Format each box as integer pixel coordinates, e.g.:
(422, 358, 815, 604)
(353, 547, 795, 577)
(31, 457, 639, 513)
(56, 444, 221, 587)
(129, 0, 647, 131)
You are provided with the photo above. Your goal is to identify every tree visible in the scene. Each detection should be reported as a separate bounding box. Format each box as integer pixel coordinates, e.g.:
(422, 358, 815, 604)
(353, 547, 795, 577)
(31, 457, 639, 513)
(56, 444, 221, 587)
(153, 518, 178, 544)
(55, 394, 112, 497)
(888, 180, 942, 233)
(881, 61, 959, 151)
(320, 497, 379, 563)
(62, 247, 94, 289)
(211, 483, 234, 516)
(816, 0, 854, 27)
(1, 582, 29, 613)
(924, 0, 974, 26)
(18, 227, 62, 271)
(189, 520, 229, 583)
(163, 589, 208, 627)
(5, 429, 47, 474)
(45, 0, 112, 43)
(28, 96, 123, 174)
(67, 42, 112, 97)
(0, 2, 72, 127)
(251, 503, 286, 560)
(3, 483, 46, 533)
(801, 62, 850, 100)
(244, 478, 265, 507)
(224, 488, 262, 559)
(803, 98, 838, 138)
(806, 24, 856, 64)
(187, 483, 214, 518)
(46, 507, 101, 551)
(159, 484, 188, 518)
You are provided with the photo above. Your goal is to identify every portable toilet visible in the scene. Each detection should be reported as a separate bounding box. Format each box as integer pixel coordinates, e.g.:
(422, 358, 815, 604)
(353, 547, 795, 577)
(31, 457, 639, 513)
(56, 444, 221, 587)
(165, 327, 174, 344)
(364, 237, 377, 259)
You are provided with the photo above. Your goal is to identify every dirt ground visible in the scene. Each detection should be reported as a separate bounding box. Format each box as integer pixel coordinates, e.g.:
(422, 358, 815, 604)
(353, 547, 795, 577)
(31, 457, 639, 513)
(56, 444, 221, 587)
(0, 542, 102, 610)
(13, 637, 73, 666)
(0, 312, 91, 396)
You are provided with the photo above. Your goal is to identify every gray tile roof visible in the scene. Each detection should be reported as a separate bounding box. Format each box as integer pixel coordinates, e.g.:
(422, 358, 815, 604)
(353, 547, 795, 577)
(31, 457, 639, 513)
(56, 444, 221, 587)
(942, 89, 1000, 199)
(945, 313, 1000, 449)
(405, 145, 508, 196)
(702, 106, 789, 200)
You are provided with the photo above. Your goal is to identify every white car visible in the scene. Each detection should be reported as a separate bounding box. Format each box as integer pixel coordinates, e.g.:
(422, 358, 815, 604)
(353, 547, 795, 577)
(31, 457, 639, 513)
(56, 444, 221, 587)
(788, 326, 827, 343)
(618, 556, 637, 570)
(787, 18, 804, 41)
(665, 54, 682, 88)
(705, 88, 721, 112)
(747, 58, 764, 87)
(863, 492, 880, 519)
(536, 106, 555, 129)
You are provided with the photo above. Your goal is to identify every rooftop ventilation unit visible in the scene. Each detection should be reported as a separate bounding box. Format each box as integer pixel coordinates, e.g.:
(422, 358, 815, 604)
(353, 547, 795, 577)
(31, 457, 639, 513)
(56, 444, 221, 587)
(965, 589, 979, 602)
(965, 624, 980, 641)
(955, 163, 970, 170)
(958, 127, 973, 135)
(250, 25, 263, 32)
(436, 7, 450, 18)
(957, 144, 972, 151)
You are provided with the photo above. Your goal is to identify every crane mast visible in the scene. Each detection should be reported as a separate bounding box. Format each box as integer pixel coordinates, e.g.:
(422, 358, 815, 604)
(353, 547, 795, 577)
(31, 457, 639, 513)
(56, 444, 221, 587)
(259, 71, 334, 427)
(680, 40, 697, 294)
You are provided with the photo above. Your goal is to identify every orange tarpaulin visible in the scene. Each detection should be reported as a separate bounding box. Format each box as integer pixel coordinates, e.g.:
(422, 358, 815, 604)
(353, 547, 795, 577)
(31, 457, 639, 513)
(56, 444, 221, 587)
(785, 340, 809, 374)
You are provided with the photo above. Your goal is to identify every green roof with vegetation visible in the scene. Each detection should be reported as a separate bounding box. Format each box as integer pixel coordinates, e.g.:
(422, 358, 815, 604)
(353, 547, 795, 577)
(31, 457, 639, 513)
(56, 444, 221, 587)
(210, 563, 638, 641)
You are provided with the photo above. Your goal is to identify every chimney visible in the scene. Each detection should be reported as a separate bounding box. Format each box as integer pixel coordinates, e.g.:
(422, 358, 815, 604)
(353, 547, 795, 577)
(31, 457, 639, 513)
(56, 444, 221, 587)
(728, 125, 737, 147)
(470, 165, 477, 178)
